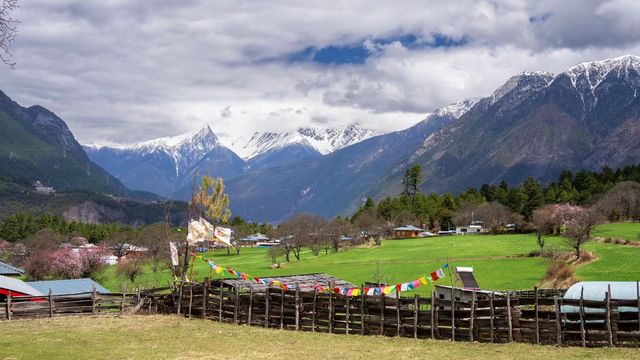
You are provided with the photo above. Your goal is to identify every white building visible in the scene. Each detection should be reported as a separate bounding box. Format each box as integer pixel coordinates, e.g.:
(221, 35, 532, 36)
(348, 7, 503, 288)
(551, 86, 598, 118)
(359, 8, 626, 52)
(33, 180, 55, 194)
(455, 224, 485, 234)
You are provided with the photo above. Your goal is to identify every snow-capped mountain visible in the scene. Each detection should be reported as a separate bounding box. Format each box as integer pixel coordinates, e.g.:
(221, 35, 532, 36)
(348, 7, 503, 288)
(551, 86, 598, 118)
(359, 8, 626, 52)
(227, 124, 378, 160)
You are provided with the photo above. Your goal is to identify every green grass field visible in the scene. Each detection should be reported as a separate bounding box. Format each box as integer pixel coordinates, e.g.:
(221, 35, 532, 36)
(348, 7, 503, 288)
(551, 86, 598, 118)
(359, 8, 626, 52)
(593, 222, 640, 241)
(98, 223, 640, 293)
(0, 316, 634, 360)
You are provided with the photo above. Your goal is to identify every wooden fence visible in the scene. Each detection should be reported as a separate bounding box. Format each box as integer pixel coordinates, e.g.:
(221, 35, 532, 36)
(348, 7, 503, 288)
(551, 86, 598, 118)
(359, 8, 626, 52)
(3, 281, 639, 348)
(165, 281, 640, 348)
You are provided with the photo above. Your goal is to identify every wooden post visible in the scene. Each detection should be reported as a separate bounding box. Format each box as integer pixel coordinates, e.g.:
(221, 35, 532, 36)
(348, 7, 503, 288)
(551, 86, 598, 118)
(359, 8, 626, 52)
(507, 291, 513, 343)
(396, 290, 401, 337)
(49, 289, 54, 318)
(413, 294, 419, 339)
(91, 286, 97, 316)
(346, 294, 351, 334)
(177, 281, 183, 315)
(430, 291, 436, 339)
(554, 297, 562, 346)
(579, 286, 586, 347)
(534, 286, 539, 344)
(360, 284, 365, 335)
(279, 287, 284, 330)
(606, 285, 613, 347)
(202, 282, 208, 319)
(265, 287, 270, 328)
(489, 292, 495, 343)
(234, 286, 239, 325)
(218, 282, 224, 321)
(380, 293, 385, 336)
(311, 288, 317, 332)
(6, 292, 11, 320)
(469, 291, 476, 342)
(120, 285, 127, 314)
(450, 286, 455, 341)
(295, 284, 300, 331)
(637, 281, 640, 332)
(328, 284, 334, 334)
(248, 285, 253, 325)
(188, 283, 193, 319)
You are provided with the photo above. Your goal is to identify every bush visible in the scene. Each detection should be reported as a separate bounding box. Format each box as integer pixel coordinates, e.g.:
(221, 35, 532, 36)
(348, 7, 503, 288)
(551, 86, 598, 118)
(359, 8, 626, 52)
(116, 259, 144, 282)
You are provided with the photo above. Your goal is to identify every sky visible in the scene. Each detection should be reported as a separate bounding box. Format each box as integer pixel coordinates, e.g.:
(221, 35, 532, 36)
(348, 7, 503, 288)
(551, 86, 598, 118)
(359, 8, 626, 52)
(3, 0, 640, 146)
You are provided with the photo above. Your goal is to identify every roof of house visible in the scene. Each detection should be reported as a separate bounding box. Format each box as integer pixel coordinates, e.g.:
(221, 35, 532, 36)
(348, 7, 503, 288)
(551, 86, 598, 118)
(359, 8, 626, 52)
(221, 273, 354, 294)
(27, 278, 110, 295)
(0, 275, 43, 296)
(563, 281, 640, 313)
(393, 225, 424, 231)
(0, 261, 25, 276)
(455, 267, 480, 289)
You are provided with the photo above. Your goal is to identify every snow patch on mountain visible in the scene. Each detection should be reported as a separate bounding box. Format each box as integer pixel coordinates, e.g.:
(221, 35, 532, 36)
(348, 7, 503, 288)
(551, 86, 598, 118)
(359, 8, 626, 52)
(563, 55, 640, 90)
(227, 124, 378, 160)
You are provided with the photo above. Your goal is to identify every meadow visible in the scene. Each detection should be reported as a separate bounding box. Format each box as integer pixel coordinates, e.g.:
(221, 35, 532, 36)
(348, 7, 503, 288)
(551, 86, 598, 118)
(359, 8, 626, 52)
(0, 316, 635, 360)
(98, 223, 640, 293)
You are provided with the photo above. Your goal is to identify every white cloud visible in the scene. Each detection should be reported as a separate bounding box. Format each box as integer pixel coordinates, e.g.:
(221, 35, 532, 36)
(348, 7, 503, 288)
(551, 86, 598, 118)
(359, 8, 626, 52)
(2, 0, 640, 145)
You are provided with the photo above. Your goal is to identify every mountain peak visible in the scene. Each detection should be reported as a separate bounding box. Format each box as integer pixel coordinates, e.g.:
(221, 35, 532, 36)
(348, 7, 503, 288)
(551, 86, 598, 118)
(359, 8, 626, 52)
(490, 71, 554, 104)
(563, 55, 640, 90)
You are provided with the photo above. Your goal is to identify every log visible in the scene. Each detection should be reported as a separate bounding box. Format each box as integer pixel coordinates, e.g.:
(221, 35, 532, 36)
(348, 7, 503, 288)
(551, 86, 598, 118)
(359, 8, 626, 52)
(346, 294, 350, 334)
(360, 284, 365, 335)
(606, 285, 613, 347)
(202, 282, 208, 320)
(430, 291, 435, 339)
(534, 286, 539, 344)
(554, 297, 562, 346)
(248, 285, 253, 325)
(234, 286, 239, 325)
(380, 294, 385, 336)
(489, 292, 495, 343)
(637, 281, 639, 332)
(280, 287, 285, 330)
(177, 281, 183, 315)
(579, 286, 586, 347)
(450, 286, 455, 341)
(91, 286, 97, 316)
(414, 295, 419, 339)
(507, 291, 513, 343)
(120, 285, 127, 314)
(219, 282, 224, 321)
(396, 290, 401, 337)
(49, 289, 54, 318)
(470, 291, 476, 342)
(312, 288, 317, 332)
(265, 287, 270, 328)
(329, 283, 334, 334)
(188, 283, 193, 319)
(295, 284, 300, 331)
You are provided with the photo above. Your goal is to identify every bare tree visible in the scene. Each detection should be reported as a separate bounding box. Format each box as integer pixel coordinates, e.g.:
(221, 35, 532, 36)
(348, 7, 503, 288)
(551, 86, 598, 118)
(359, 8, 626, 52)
(474, 202, 519, 234)
(353, 210, 383, 245)
(565, 208, 605, 260)
(596, 181, 640, 222)
(106, 230, 139, 261)
(139, 223, 182, 273)
(0, 0, 18, 68)
(22, 228, 66, 256)
(531, 205, 555, 252)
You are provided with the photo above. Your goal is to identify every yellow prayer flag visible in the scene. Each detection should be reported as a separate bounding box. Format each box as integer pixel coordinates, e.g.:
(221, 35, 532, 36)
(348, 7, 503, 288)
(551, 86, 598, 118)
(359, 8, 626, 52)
(351, 289, 360, 296)
(419, 277, 428, 286)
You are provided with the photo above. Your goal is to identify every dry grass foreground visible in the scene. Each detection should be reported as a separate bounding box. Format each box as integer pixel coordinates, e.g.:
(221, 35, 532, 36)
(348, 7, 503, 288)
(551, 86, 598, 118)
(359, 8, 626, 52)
(0, 316, 636, 360)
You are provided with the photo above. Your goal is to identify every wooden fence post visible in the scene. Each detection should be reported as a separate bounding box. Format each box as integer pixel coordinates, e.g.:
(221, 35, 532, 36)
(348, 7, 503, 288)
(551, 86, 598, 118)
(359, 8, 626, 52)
(328, 284, 334, 334)
(554, 297, 562, 346)
(295, 284, 300, 331)
(202, 282, 208, 319)
(248, 285, 253, 325)
(507, 291, 513, 343)
(6, 292, 11, 320)
(265, 287, 271, 328)
(360, 284, 365, 335)
(120, 285, 127, 314)
(396, 290, 401, 337)
(279, 287, 285, 330)
(218, 282, 224, 322)
(49, 289, 54, 318)
(311, 288, 317, 332)
(234, 286, 239, 325)
(637, 281, 640, 332)
(430, 291, 436, 339)
(489, 292, 495, 343)
(414, 294, 419, 339)
(177, 281, 183, 315)
(188, 283, 193, 319)
(534, 287, 539, 344)
(469, 291, 476, 342)
(450, 286, 455, 341)
(606, 285, 613, 347)
(91, 286, 97, 316)
(579, 286, 586, 347)
(346, 294, 351, 334)
(380, 294, 385, 336)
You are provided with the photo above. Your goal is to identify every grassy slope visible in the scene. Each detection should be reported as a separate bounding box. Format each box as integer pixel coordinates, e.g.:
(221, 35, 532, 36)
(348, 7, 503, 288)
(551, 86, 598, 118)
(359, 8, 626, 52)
(0, 316, 634, 360)
(100, 224, 640, 293)
(592, 222, 640, 241)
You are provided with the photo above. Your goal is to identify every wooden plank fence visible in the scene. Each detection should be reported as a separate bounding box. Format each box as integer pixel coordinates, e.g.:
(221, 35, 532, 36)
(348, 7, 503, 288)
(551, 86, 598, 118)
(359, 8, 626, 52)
(3, 282, 640, 348)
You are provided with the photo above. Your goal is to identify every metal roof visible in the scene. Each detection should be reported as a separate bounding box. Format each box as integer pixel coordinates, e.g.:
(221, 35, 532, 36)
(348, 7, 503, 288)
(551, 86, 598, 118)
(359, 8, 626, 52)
(563, 281, 640, 313)
(393, 225, 424, 231)
(27, 278, 111, 295)
(0, 275, 43, 296)
(0, 261, 25, 276)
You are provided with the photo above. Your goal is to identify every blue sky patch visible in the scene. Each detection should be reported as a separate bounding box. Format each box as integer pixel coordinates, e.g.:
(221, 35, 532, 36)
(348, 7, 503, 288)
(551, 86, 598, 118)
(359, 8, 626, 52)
(288, 32, 469, 65)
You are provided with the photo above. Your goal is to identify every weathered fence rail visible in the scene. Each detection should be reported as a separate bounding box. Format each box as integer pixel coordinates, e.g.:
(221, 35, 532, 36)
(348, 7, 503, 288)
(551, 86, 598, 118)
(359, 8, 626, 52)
(163, 281, 640, 347)
(3, 282, 639, 348)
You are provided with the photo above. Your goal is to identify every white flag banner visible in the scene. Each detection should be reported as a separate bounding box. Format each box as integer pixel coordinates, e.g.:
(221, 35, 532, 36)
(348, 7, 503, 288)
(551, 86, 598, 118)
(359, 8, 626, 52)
(186, 219, 208, 244)
(213, 226, 232, 247)
(169, 242, 179, 266)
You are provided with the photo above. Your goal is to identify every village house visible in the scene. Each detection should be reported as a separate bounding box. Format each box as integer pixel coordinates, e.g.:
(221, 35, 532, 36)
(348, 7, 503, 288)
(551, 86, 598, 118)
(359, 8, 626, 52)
(33, 180, 55, 194)
(393, 225, 424, 239)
